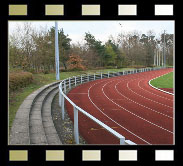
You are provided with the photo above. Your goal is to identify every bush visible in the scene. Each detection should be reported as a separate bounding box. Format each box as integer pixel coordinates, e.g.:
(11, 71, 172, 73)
(9, 72, 33, 91)
(68, 54, 86, 71)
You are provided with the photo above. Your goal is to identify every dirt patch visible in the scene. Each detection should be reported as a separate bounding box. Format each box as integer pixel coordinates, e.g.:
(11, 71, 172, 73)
(51, 93, 87, 144)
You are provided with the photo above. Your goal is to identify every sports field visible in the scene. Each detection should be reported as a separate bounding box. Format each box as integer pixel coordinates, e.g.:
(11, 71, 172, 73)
(150, 72, 173, 89)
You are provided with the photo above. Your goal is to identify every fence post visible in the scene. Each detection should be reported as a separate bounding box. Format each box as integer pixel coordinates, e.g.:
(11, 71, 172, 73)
(94, 73, 96, 80)
(75, 76, 77, 86)
(101, 72, 102, 79)
(108, 71, 110, 78)
(74, 106, 79, 144)
(81, 75, 82, 84)
(88, 74, 89, 82)
(64, 81, 66, 93)
(69, 77, 71, 89)
(61, 95, 64, 120)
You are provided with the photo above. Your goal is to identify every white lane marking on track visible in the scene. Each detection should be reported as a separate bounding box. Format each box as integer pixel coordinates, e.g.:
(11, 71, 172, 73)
(137, 81, 173, 108)
(125, 80, 173, 109)
(102, 81, 174, 134)
(87, 79, 152, 145)
(114, 81, 173, 119)
(139, 76, 173, 101)
(138, 79, 173, 101)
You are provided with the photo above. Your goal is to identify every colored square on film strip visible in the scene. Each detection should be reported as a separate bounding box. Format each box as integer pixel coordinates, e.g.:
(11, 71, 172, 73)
(1, 0, 179, 166)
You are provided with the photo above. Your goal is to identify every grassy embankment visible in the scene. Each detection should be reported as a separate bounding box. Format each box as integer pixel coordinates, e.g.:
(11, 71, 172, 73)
(150, 72, 173, 89)
(9, 68, 134, 131)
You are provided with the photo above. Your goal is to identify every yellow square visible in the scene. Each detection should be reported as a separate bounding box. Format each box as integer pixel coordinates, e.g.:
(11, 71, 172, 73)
(46, 150, 64, 161)
(82, 150, 101, 161)
(45, 5, 64, 15)
(9, 150, 28, 161)
(82, 5, 100, 15)
(9, 5, 27, 16)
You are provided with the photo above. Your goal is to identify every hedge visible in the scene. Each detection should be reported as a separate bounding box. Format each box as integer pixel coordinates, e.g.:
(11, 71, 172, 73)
(9, 72, 33, 91)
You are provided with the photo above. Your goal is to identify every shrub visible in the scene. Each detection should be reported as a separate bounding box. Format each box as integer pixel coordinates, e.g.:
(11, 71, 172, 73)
(9, 71, 33, 91)
(68, 54, 86, 71)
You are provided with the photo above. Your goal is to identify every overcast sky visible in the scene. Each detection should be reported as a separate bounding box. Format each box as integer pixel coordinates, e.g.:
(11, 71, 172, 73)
(9, 21, 174, 44)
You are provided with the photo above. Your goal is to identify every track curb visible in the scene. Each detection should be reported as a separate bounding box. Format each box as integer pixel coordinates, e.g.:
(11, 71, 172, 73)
(148, 72, 174, 96)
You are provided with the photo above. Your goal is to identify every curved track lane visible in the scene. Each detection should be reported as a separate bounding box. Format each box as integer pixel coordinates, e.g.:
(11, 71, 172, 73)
(66, 68, 174, 145)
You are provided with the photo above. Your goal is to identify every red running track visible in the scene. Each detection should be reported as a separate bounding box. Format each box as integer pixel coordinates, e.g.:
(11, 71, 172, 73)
(66, 68, 174, 145)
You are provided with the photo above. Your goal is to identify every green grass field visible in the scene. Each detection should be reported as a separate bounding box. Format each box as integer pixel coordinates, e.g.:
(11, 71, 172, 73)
(9, 68, 134, 131)
(150, 72, 173, 89)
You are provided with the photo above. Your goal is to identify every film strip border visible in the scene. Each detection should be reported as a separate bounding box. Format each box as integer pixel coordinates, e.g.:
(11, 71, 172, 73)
(7, 2, 175, 17)
(8, 149, 175, 162)
(3, 1, 179, 166)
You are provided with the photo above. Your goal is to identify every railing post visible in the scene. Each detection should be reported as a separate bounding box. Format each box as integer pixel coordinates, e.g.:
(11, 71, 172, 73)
(61, 95, 65, 120)
(74, 106, 79, 144)
(88, 74, 89, 82)
(101, 72, 102, 79)
(81, 75, 82, 84)
(75, 76, 77, 86)
(120, 137, 125, 145)
(64, 80, 66, 93)
(94, 73, 96, 80)
(108, 71, 110, 78)
(69, 77, 71, 89)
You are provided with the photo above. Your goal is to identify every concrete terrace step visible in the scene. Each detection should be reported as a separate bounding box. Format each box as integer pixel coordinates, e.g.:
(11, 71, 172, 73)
(42, 88, 61, 144)
(9, 81, 61, 145)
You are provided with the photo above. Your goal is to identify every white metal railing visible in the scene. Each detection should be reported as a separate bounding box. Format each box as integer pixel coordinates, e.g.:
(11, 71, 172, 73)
(59, 66, 166, 145)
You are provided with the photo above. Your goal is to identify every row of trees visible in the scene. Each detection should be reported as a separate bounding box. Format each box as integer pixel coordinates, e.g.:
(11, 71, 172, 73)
(9, 23, 174, 73)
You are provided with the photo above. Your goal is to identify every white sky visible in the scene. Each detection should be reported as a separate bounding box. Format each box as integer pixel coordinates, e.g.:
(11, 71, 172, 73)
(9, 21, 174, 44)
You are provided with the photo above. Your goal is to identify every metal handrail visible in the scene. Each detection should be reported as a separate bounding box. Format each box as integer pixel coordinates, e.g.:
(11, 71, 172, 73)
(59, 67, 165, 145)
